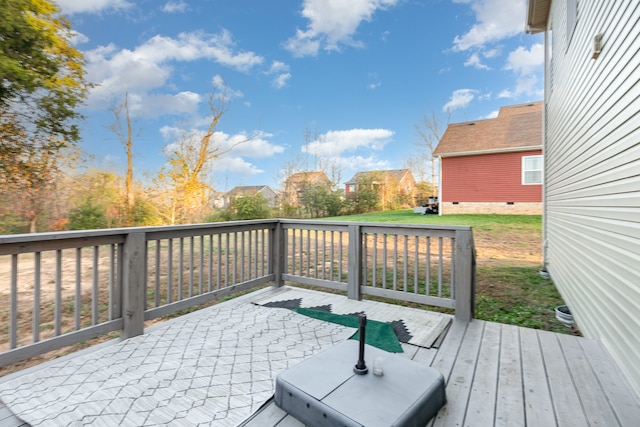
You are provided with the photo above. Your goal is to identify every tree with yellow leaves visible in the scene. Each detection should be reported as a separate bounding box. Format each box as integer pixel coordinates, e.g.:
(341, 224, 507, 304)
(0, 0, 88, 232)
(153, 95, 253, 225)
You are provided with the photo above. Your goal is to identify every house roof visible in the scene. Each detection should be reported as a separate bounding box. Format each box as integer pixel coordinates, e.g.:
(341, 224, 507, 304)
(225, 185, 270, 197)
(345, 169, 411, 184)
(526, 0, 551, 34)
(433, 101, 543, 158)
(285, 171, 330, 184)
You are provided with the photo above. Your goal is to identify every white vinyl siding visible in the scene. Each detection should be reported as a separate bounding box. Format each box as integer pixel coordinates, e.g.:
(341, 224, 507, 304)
(543, 0, 640, 395)
(522, 155, 543, 184)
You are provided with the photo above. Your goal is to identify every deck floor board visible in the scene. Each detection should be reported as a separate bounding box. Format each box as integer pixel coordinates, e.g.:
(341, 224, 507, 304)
(494, 324, 525, 427)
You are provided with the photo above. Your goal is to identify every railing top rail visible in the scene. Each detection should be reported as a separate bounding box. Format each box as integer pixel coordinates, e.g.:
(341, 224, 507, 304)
(278, 218, 473, 232)
(0, 219, 281, 245)
(0, 219, 471, 249)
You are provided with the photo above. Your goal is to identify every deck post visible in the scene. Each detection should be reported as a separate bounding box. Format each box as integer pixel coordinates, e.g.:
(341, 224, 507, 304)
(122, 231, 146, 339)
(270, 221, 285, 287)
(454, 229, 475, 322)
(347, 224, 363, 300)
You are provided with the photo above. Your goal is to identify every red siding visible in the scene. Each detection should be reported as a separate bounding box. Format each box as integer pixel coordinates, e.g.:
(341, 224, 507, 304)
(441, 150, 542, 202)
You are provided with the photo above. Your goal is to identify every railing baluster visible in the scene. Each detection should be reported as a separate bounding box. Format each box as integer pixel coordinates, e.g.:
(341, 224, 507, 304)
(299, 229, 303, 276)
(178, 238, 184, 300)
(10, 254, 18, 349)
(403, 235, 408, 292)
(241, 231, 245, 283)
(306, 230, 311, 277)
(225, 233, 230, 287)
(314, 230, 318, 279)
(188, 236, 194, 298)
(33, 252, 41, 343)
(370, 233, 376, 288)
(329, 231, 335, 282)
(55, 249, 62, 336)
(199, 236, 204, 294)
(217, 234, 222, 290)
(450, 237, 455, 297)
(93, 245, 99, 325)
(260, 229, 264, 277)
(382, 235, 387, 289)
(338, 231, 343, 281)
(322, 230, 327, 280)
(426, 236, 431, 296)
(75, 248, 82, 330)
(208, 235, 213, 292)
(167, 238, 173, 303)
(393, 234, 398, 291)
(414, 236, 419, 294)
(155, 240, 161, 307)
(233, 232, 238, 285)
(109, 244, 117, 320)
(362, 233, 368, 286)
(438, 237, 443, 298)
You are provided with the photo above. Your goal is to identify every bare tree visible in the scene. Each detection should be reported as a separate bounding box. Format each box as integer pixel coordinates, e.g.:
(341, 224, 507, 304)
(413, 111, 449, 195)
(110, 93, 138, 216)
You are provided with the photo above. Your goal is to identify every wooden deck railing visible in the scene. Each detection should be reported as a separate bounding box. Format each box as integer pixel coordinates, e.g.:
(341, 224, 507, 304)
(0, 219, 475, 368)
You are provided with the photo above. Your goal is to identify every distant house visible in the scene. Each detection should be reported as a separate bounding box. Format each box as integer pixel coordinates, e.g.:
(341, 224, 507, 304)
(282, 172, 331, 207)
(216, 185, 277, 209)
(344, 169, 416, 207)
(527, 1, 640, 394)
(433, 102, 543, 215)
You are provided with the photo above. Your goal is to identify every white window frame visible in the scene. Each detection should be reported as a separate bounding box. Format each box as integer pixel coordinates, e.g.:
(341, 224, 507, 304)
(522, 155, 543, 185)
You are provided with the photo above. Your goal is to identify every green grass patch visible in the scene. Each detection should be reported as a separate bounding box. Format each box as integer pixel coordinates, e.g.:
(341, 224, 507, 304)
(475, 266, 573, 334)
(325, 210, 541, 233)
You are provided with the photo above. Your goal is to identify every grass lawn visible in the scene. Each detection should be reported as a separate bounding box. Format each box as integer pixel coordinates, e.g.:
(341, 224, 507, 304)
(324, 210, 576, 335)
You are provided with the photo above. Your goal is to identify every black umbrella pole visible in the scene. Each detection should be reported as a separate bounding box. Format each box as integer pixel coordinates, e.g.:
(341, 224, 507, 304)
(354, 314, 368, 375)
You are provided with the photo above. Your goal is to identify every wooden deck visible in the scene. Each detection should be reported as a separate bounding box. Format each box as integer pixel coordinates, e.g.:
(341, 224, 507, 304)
(1, 287, 639, 426)
(244, 318, 640, 426)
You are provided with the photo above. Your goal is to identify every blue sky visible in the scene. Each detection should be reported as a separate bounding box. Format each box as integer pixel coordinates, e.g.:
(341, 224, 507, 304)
(57, 0, 543, 191)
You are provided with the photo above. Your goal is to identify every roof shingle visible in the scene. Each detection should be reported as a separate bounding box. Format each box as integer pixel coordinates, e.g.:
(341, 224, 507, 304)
(434, 101, 542, 157)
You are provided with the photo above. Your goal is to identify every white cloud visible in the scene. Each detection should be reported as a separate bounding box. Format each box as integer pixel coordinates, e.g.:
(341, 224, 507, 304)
(442, 89, 477, 113)
(499, 43, 544, 98)
(69, 30, 89, 46)
(505, 43, 544, 76)
(483, 110, 499, 119)
(265, 61, 291, 89)
(84, 31, 263, 110)
(211, 157, 265, 175)
(285, 0, 399, 57)
(339, 155, 391, 172)
(272, 73, 292, 89)
(162, 1, 188, 13)
(55, 0, 132, 15)
(300, 128, 394, 174)
(464, 53, 490, 70)
(303, 129, 394, 156)
(452, 0, 526, 51)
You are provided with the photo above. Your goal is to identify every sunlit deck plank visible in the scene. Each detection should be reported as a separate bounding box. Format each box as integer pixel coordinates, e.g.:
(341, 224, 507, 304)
(494, 323, 525, 427)
(465, 321, 501, 427)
